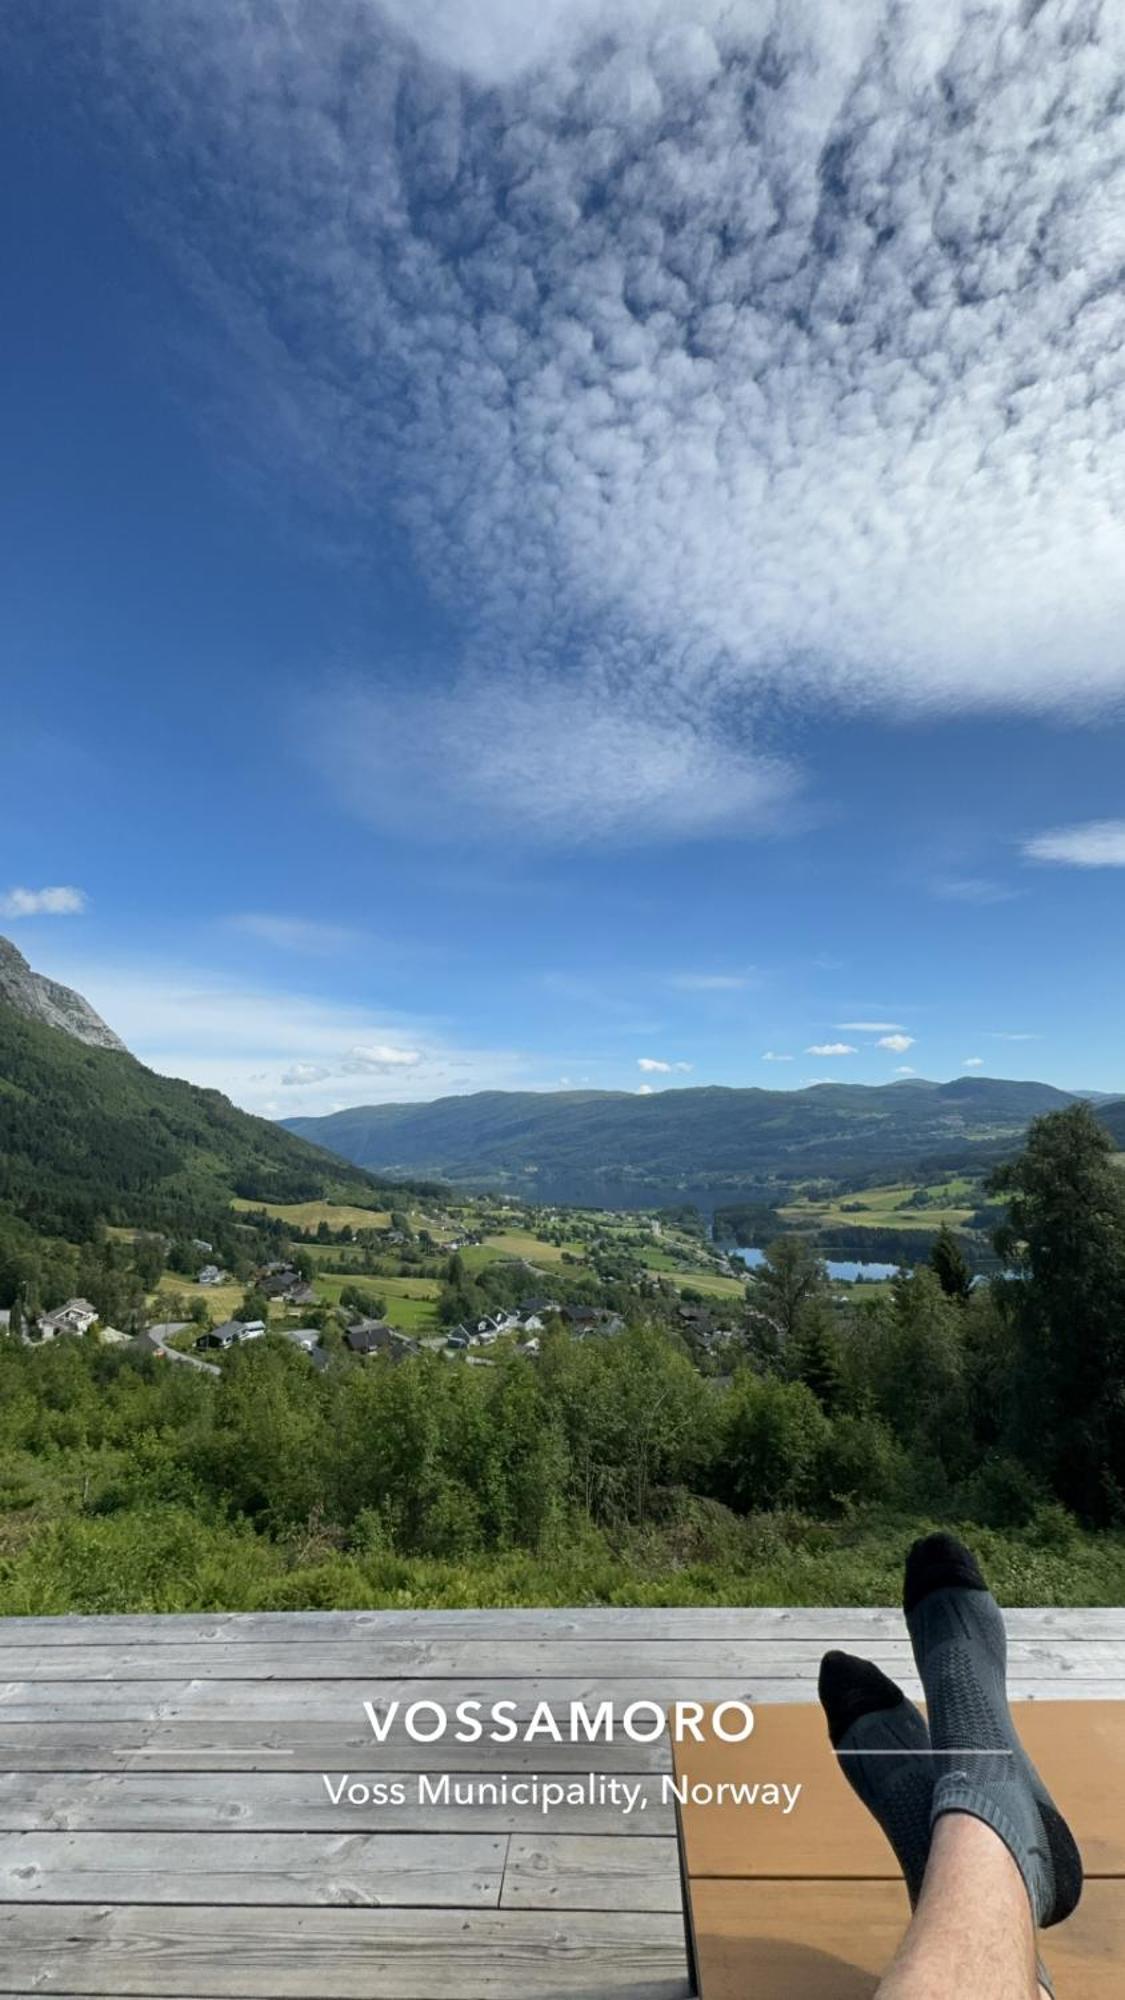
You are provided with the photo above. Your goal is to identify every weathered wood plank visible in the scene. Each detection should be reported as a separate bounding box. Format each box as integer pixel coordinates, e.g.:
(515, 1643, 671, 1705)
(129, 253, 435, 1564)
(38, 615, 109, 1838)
(3, 1674, 1122, 1720)
(0, 1722, 674, 1774)
(1, 1606, 1121, 1644)
(0, 1771, 674, 1837)
(0, 1831, 506, 1906)
(2, 1640, 1121, 1680)
(503, 1835, 681, 1912)
(0, 1905, 692, 1998)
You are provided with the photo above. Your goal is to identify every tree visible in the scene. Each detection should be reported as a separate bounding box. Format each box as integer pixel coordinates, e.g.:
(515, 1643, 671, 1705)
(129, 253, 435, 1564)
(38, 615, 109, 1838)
(930, 1225, 973, 1301)
(238, 1287, 271, 1324)
(718, 1373, 830, 1511)
(990, 1103, 1125, 1521)
(748, 1237, 828, 1347)
(793, 1308, 844, 1410)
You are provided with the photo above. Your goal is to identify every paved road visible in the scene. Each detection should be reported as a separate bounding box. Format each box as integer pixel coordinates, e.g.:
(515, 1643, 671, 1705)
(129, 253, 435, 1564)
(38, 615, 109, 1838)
(144, 1323, 220, 1376)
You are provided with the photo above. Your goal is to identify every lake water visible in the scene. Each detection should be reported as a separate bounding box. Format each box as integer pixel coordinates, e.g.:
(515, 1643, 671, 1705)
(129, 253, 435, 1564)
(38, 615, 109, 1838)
(731, 1247, 900, 1284)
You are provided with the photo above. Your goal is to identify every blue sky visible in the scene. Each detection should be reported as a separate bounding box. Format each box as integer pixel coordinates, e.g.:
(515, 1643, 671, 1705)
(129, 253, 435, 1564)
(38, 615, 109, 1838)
(2, 1, 1124, 1115)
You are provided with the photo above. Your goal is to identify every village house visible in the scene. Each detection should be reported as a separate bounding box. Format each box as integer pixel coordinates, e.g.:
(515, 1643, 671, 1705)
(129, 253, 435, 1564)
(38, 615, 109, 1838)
(195, 1322, 241, 1352)
(195, 1317, 267, 1353)
(35, 1297, 99, 1342)
(345, 1321, 419, 1359)
(197, 1264, 227, 1286)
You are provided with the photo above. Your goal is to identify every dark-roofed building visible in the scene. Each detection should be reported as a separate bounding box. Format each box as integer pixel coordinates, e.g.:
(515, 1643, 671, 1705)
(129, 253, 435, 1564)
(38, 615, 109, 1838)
(345, 1322, 419, 1359)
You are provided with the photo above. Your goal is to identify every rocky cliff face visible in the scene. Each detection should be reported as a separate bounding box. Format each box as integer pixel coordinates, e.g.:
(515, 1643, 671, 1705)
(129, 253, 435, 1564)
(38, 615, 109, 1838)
(0, 936, 128, 1053)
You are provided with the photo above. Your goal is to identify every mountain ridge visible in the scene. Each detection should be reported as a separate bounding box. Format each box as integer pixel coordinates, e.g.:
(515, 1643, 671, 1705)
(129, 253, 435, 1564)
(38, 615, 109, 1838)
(0, 938, 398, 1240)
(283, 1076, 1125, 1198)
(0, 935, 125, 1051)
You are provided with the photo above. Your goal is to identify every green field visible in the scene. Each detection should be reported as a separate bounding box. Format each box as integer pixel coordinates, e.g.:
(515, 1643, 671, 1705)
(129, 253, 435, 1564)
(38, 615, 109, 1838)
(461, 1228, 587, 1272)
(231, 1197, 392, 1231)
(152, 1274, 256, 1323)
(781, 1178, 979, 1232)
(312, 1271, 442, 1331)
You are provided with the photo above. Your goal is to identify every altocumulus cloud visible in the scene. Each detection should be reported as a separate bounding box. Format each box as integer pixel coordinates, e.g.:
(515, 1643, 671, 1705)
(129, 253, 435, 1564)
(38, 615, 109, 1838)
(77, 0, 1125, 841)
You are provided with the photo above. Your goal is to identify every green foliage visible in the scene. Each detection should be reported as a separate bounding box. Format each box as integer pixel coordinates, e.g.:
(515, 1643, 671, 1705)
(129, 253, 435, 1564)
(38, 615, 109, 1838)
(991, 1101, 1125, 1522)
(0, 1001, 391, 1246)
(283, 1077, 1114, 1196)
(930, 1223, 973, 1300)
(2, 1087, 1125, 1610)
(748, 1236, 828, 1348)
(718, 1375, 831, 1511)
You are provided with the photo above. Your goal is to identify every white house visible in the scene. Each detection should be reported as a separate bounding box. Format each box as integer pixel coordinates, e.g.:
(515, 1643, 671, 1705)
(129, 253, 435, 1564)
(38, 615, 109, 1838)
(36, 1298, 99, 1342)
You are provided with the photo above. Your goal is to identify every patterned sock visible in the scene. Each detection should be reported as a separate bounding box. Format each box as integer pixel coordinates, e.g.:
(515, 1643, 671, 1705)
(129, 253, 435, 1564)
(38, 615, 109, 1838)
(818, 1650, 935, 1906)
(904, 1532, 1083, 1930)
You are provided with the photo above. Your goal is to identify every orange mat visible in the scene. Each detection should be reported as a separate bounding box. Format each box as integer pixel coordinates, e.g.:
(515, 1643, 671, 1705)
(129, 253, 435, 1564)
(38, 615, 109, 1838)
(673, 1702, 1125, 1997)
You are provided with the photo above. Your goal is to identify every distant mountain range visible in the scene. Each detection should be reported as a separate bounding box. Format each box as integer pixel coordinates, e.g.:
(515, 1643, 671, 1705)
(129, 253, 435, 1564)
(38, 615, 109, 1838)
(284, 1078, 1125, 1203)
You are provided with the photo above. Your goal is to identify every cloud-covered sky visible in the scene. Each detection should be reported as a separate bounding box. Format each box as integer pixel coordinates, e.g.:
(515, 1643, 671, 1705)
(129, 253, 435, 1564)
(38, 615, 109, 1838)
(2, 1, 1124, 1107)
(87, 0, 1125, 841)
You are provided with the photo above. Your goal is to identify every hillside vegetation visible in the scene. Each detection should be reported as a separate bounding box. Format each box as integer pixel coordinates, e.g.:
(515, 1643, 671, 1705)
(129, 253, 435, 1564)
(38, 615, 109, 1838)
(0, 1003, 393, 1243)
(283, 1077, 1123, 1196)
(4, 1103, 1125, 1612)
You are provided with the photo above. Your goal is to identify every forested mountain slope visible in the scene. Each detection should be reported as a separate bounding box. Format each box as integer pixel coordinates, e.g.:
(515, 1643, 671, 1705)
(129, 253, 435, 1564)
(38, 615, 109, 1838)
(0, 998, 388, 1240)
(284, 1076, 1122, 1193)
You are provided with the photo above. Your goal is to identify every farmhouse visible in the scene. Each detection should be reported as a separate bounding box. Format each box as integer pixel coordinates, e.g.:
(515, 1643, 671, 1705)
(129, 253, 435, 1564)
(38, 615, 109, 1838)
(35, 1297, 98, 1341)
(345, 1321, 418, 1359)
(195, 1317, 266, 1352)
(195, 1322, 241, 1352)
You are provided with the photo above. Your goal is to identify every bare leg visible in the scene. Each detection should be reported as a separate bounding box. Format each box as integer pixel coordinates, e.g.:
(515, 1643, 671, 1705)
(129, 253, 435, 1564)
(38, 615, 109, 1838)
(875, 1813, 1050, 2000)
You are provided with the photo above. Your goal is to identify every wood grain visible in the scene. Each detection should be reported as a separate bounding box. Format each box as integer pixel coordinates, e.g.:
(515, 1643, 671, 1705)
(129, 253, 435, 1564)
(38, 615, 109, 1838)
(503, 1836, 681, 1911)
(675, 1700, 1125, 1880)
(0, 1904, 692, 1998)
(0, 1831, 506, 1906)
(688, 1879, 1124, 2000)
(1, 1608, 1121, 1645)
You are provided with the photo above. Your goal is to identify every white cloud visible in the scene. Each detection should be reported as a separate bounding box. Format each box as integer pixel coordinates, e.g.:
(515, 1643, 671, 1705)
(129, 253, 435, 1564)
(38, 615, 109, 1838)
(230, 913, 362, 953)
(344, 1043, 422, 1072)
(669, 971, 754, 991)
(637, 1082, 655, 1094)
(877, 1032, 915, 1053)
(89, 2, 1125, 844)
(638, 1055, 692, 1073)
(895, 1065, 917, 1075)
(806, 1042, 858, 1057)
(836, 1021, 903, 1033)
(986, 1031, 1041, 1042)
(1024, 820, 1125, 868)
(963, 1056, 984, 1068)
(281, 1062, 331, 1086)
(0, 886, 87, 918)
(761, 1051, 794, 1062)
(931, 877, 1019, 906)
(21, 946, 525, 1114)
(314, 679, 793, 846)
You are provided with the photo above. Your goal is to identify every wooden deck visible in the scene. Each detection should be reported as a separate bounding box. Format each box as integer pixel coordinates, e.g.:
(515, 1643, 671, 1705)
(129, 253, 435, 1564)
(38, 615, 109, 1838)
(0, 1606, 1121, 1998)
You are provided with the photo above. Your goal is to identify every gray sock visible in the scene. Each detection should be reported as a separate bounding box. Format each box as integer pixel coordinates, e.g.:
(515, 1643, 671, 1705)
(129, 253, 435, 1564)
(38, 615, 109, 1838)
(819, 1651, 934, 1906)
(904, 1533, 1083, 1930)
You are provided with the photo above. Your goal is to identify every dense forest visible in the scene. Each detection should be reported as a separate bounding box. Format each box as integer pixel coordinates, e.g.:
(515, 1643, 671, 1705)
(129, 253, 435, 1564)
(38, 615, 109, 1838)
(2, 1104, 1123, 1613)
(283, 1076, 1125, 1195)
(0, 1003, 403, 1240)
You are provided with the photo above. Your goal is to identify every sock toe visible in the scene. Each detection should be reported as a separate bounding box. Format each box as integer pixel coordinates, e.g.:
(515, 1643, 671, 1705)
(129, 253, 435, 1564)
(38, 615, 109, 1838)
(903, 1532, 988, 1615)
(819, 1650, 907, 1749)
